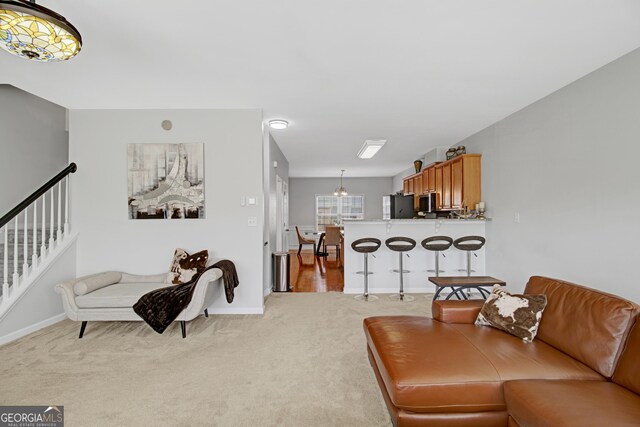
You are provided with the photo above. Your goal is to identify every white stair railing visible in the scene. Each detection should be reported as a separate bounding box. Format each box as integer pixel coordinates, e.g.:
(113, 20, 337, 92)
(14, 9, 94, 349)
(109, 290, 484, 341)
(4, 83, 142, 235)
(0, 163, 77, 307)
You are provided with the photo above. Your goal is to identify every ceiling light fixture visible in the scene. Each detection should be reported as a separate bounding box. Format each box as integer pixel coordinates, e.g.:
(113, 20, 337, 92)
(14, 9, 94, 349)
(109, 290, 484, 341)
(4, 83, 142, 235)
(0, 0, 82, 61)
(357, 139, 386, 159)
(333, 170, 348, 196)
(268, 119, 289, 130)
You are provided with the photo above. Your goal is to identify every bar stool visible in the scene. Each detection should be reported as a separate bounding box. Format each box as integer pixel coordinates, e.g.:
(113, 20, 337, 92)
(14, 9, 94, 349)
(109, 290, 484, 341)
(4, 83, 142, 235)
(453, 236, 486, 277)
(386, 237, 416, 301)
(351, 238, 382, 301)
(421, 236, 453, 277)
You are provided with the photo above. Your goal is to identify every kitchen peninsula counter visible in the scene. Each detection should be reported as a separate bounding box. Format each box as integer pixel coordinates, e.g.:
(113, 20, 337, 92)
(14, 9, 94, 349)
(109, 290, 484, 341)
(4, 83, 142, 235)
(343, 219, 487, 295)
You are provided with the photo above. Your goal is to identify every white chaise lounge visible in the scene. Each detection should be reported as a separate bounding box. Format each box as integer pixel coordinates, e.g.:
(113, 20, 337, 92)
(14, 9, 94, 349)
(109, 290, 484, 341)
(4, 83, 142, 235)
(55, 265, 223, 338)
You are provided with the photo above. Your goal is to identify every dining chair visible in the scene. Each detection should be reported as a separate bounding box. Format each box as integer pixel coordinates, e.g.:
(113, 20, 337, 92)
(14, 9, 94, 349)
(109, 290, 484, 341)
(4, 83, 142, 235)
(324, 226, 342, 260)
(295, 226, 317, 254)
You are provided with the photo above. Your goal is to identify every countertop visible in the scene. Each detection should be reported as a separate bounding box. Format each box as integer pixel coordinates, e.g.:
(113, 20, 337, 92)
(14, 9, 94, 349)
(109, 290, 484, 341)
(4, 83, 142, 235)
(344, 218, 490, 225)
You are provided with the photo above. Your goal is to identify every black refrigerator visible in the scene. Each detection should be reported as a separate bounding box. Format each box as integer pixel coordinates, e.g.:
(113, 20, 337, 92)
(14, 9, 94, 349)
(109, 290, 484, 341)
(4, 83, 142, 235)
(382, 194, 414, 220)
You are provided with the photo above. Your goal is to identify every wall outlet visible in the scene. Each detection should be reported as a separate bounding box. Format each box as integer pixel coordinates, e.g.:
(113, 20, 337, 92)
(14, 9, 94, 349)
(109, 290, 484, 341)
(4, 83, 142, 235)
(514, 212, 520, 223)
(248, 217, 257, 226)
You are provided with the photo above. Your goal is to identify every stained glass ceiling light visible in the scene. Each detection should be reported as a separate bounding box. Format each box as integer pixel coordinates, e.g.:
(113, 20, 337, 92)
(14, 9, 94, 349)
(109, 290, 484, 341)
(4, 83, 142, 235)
(0, 0, 81, 61)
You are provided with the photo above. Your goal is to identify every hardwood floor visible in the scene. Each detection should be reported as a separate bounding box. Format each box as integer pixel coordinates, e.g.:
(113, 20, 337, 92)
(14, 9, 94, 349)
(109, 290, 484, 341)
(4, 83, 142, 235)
(289, 249, 344, 292)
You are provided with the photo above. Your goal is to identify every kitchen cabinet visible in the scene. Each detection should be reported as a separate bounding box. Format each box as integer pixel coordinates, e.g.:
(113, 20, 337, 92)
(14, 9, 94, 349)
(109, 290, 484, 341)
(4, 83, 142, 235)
(451, 154, 482, 210)
(441, 163, 452, 210)
(413, 174, 423, 210)
(403, 179, 409, 195)
(403, 155, 481, 211)
(435, 165, 443, 209)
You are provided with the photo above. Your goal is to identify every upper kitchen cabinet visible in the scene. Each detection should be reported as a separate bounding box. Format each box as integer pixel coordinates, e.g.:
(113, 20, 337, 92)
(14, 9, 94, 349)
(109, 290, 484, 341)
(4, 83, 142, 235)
(402, 154, 481, 211)
(451, 154, 482, 210)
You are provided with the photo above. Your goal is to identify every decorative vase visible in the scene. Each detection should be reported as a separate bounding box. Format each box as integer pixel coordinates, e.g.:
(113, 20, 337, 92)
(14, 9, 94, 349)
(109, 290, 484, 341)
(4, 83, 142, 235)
(446, 148, 456, 160)
(414, 159, 423, 173)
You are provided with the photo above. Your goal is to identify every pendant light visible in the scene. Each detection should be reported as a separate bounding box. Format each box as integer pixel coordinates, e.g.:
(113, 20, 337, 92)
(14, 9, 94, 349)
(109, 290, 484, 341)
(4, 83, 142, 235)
(333, 170, 348, 196)
(0, 0, 82, 61)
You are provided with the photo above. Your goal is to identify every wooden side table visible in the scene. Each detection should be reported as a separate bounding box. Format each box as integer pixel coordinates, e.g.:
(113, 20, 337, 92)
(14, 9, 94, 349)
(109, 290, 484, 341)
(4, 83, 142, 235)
(428, 276, 506, 300)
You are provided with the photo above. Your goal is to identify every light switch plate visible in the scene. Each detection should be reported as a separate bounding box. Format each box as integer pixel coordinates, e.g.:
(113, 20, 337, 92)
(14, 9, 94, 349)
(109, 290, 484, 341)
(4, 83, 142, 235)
(248, 197, 256, 205)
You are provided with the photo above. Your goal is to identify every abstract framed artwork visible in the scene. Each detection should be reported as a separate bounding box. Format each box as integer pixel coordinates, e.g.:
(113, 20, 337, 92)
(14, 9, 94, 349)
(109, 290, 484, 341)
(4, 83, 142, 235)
(127, 143, 205, 220)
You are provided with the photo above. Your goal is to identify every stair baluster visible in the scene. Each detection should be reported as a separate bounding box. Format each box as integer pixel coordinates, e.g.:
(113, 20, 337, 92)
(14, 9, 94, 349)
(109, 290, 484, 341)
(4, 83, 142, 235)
(41, 193, 47, 258)
(13, 217, 19, 287)
(2, 226, 8, 301)
(49, 188, 55, 251)
(32, 200, 38, 269)
(64, 177, 70, 235)
(23, 208, 28, 277)
(56, 182, 62, 241)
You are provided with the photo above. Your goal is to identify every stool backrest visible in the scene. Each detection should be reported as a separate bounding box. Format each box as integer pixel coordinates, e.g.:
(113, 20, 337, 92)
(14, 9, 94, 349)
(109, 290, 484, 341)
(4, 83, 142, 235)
(421, 236, 453, 251)
(351, 238, 382, 253)
(453, 235, 485, 251)
(385, 236, 416, 252)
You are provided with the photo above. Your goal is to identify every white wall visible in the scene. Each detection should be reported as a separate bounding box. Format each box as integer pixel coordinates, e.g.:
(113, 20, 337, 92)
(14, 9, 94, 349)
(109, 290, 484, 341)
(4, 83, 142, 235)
(69, 109, 265, 314)
(459, 48, 640, 302)
(0, 85, 68, 213)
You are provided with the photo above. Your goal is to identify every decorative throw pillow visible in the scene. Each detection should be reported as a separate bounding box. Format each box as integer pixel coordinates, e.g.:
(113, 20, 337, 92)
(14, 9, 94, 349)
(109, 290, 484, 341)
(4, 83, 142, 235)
(475, 285, 547, 343)
(165, 248, 208, 285)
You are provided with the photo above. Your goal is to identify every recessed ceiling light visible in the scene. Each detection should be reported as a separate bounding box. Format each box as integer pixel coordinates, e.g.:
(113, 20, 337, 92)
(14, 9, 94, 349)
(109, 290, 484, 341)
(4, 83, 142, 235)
(357, 140, 386, 159)
(268, 120, 289, 130)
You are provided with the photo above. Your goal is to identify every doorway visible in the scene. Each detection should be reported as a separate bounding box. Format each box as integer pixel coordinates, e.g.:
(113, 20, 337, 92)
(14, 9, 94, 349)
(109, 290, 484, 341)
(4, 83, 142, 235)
(275, 175, 288, 252)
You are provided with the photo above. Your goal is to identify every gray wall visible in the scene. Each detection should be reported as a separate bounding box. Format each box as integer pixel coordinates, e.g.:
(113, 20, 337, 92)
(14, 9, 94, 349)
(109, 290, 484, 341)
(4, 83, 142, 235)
(264, 133, 289, 295)
(289, 177, 393, 243)
(392, 166, 414, 193)
(0, 85, 68, 213)
(459, 47, 640, 302)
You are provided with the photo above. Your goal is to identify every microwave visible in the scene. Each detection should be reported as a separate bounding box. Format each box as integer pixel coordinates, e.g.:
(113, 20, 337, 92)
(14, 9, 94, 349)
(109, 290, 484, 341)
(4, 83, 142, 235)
(419, 193, 437, 213)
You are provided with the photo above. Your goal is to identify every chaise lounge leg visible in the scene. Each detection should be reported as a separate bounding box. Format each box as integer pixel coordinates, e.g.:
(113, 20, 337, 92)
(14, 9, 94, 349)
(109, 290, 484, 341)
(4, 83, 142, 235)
(180, 321, 186, 339)
(78, 321, 87, 339)
(204, 309, 209, 318)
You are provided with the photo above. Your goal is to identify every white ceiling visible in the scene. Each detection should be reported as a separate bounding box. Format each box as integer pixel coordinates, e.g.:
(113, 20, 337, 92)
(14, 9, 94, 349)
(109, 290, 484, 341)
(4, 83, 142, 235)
(2, 1, 640, 177)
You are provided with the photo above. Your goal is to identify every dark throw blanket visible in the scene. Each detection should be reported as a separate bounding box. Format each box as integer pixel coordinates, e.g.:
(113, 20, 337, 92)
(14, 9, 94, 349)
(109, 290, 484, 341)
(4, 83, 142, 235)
(133, 260, 239, 334)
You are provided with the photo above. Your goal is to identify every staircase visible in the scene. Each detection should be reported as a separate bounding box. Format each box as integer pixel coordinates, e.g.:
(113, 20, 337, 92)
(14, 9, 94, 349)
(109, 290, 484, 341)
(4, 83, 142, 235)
(1, 163, 76, 310)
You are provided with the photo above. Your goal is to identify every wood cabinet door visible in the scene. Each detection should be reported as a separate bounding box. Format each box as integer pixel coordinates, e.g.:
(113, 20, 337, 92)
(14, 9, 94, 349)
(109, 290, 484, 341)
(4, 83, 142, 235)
(414, 175, 423, 210)
(428, 167, 436, 192)
(403, 179, 409, 195)
(442, 163, 452, 209)
(422, 169, 429, 194)
(435, 166, 443, 209)
(408, 177, 414, 194)
(451, 158, 464, 209)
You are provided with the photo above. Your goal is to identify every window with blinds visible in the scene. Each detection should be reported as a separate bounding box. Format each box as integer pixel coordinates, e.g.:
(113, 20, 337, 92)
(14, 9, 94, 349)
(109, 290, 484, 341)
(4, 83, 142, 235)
(315, 195, 364, 229)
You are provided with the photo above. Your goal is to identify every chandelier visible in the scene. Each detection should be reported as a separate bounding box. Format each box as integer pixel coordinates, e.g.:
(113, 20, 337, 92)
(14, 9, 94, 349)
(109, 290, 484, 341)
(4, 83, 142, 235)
(333, 170, 348, 196)
(0, 0, 82, 61)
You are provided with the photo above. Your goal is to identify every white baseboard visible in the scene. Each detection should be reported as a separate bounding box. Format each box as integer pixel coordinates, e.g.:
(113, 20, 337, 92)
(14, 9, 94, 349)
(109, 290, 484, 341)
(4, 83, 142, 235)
(206, 306, 264, 315)
(0, 313, 66, 346)
(263, 287, 271, 298)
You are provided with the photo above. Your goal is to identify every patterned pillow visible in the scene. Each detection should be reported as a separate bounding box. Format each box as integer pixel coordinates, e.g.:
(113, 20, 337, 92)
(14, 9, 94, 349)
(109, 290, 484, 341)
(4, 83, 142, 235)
(166, 248, 209, 285)
(475, 285, 547, 343)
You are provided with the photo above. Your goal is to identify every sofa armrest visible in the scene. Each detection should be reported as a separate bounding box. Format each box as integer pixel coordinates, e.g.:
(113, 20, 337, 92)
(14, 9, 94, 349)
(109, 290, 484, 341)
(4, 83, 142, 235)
(432, 300, 485, 324)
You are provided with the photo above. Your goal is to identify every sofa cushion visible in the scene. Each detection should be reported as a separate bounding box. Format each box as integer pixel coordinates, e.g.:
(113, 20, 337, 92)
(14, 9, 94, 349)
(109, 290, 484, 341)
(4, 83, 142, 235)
(364, 316, 603, 414)
(612, 317, 640, 394)
(525, 276, 640, 377)
(75, 282, 169, 308)
(166, 248, 208, 285)
(505, 380, 640, 427)
(73, 271, 122, 296)
(475, 286, 547, 342)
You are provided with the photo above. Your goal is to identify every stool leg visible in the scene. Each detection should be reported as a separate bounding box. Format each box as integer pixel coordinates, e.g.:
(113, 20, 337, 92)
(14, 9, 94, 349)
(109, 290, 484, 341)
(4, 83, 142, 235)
(435, 251, 440, 277)
(364, 253, 369, 298)
(399, 252, 404, 300)
(466, 251, 471, 277)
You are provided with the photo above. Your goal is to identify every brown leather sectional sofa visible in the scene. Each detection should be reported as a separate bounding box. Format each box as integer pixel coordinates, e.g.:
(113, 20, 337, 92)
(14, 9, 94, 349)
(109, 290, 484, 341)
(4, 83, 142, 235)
(364, 276, 640, 426)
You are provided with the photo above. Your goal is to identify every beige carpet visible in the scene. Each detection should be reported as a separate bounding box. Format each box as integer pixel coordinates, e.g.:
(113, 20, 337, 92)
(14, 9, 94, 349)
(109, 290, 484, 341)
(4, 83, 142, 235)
(0, 292, 433, 426)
